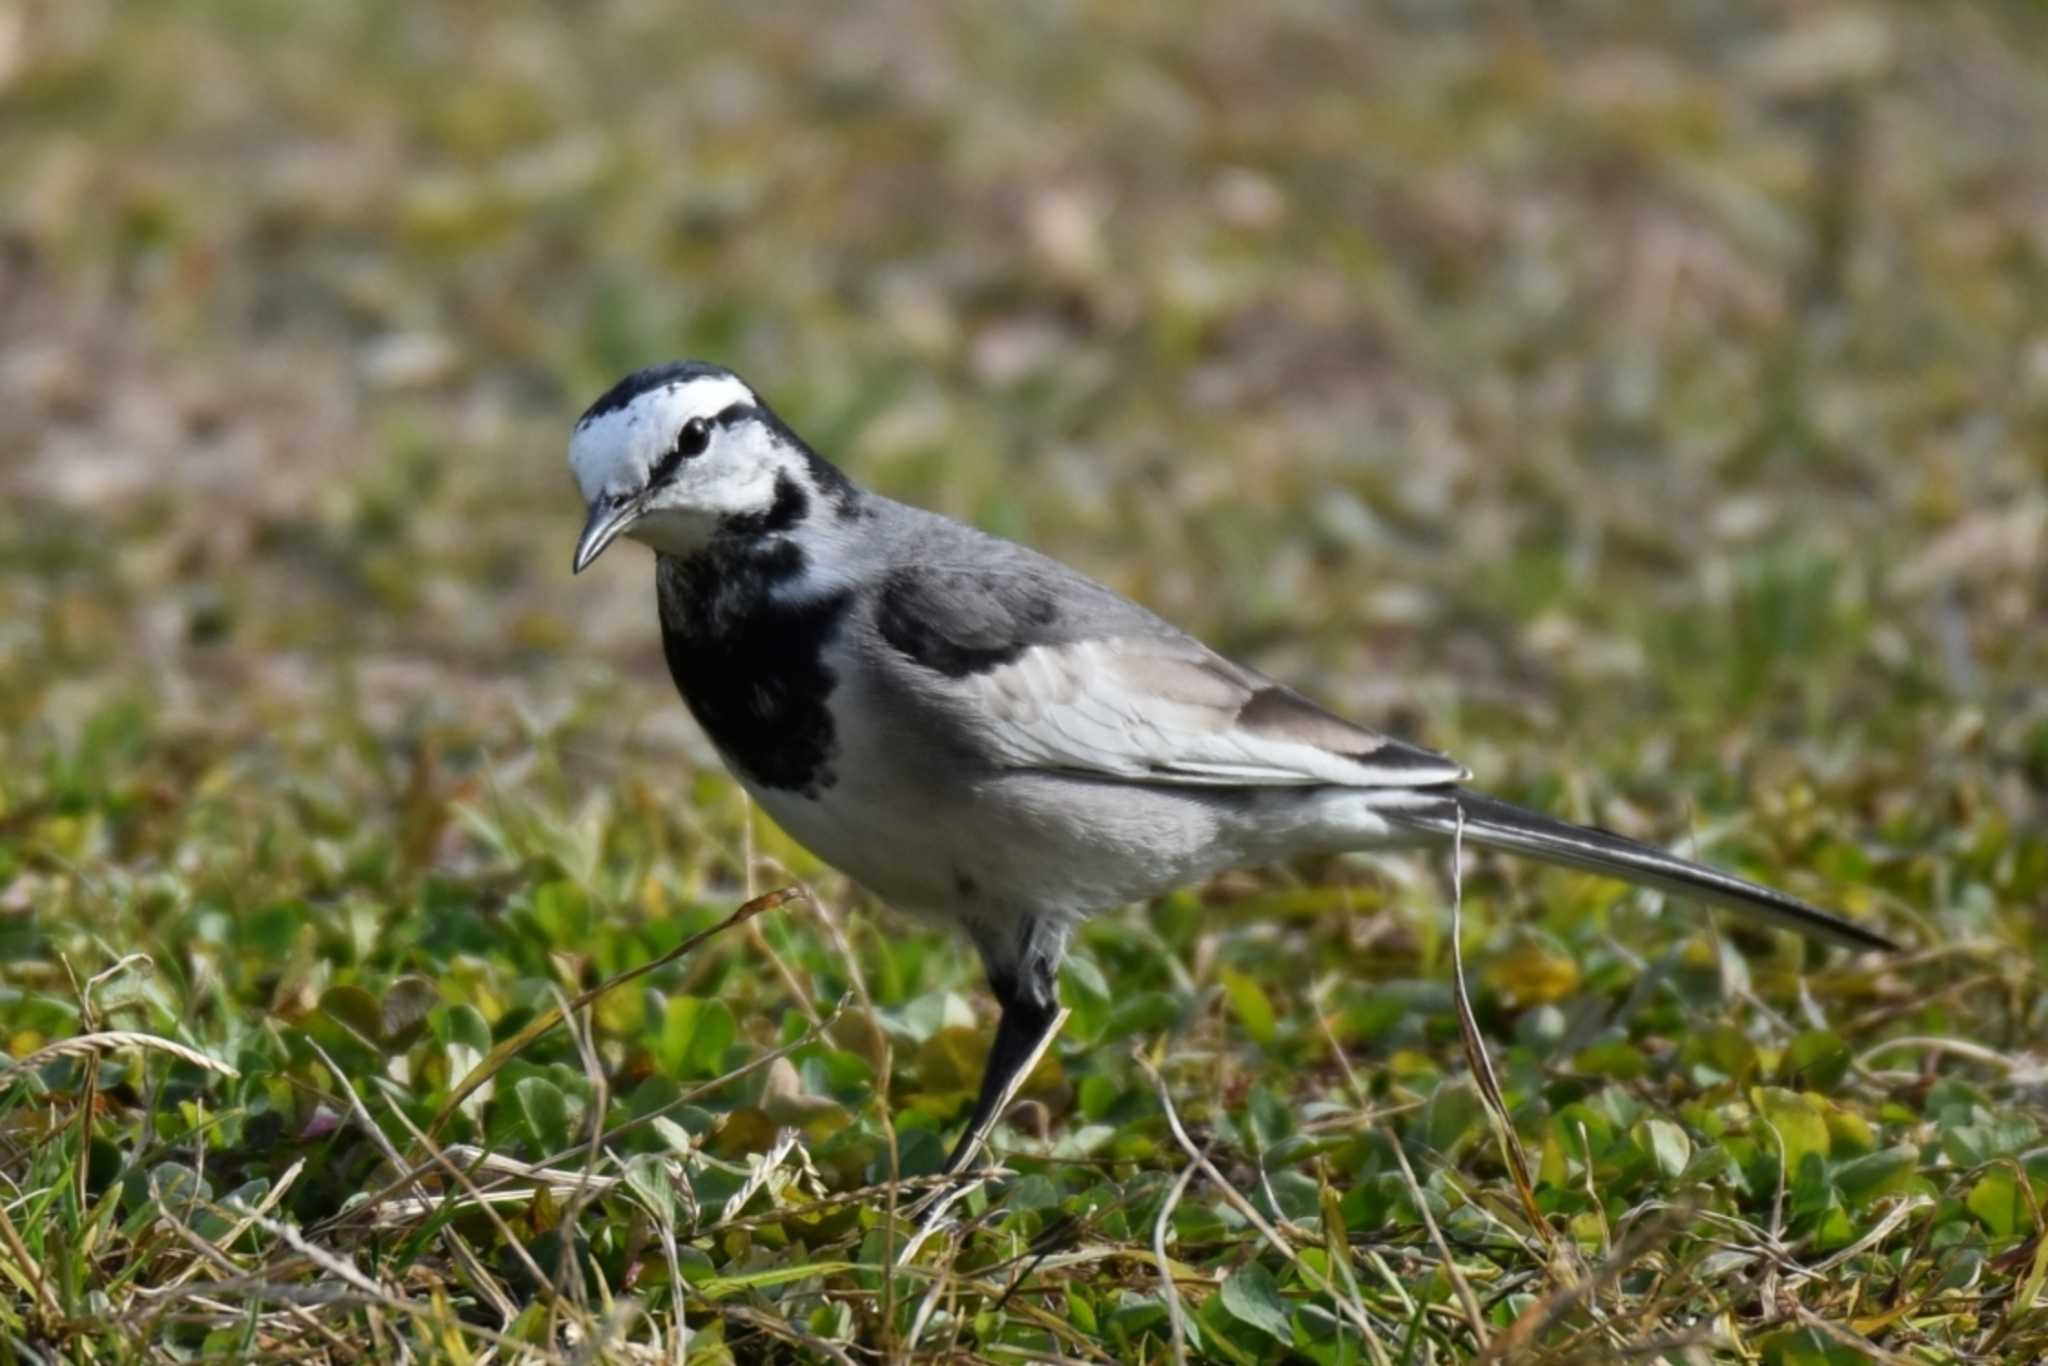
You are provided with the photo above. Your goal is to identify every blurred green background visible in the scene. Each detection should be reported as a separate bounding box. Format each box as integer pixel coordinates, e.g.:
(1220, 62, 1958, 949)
(2, 1, 2045, 1360)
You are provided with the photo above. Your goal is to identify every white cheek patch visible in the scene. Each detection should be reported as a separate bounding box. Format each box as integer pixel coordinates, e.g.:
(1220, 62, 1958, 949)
(610, 410, 823, 559)
(567, 373, 758, 503)
(685, 448, 779, 517)
(692, 422, 787, 513)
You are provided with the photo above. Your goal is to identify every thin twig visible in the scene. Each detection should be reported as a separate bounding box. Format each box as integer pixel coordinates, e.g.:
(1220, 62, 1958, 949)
(1152, 1158, 1202, 1364)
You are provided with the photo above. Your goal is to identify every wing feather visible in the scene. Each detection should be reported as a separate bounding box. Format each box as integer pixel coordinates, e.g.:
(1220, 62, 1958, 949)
(868, 563, 1467, 789)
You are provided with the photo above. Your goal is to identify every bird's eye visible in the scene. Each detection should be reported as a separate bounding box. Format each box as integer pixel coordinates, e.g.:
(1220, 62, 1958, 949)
(675, 417, 712, 459)
(649, 417, 713, 484)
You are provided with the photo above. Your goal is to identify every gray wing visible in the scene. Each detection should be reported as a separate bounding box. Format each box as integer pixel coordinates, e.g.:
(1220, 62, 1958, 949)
(861, 539, 1468, 790)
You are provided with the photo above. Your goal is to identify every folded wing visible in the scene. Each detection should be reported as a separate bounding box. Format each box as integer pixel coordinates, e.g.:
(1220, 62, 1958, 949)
(868, 563, 1468, 789)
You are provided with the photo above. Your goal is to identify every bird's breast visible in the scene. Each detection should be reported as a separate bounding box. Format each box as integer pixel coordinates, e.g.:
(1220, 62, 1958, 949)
(655, 551, 851, 798)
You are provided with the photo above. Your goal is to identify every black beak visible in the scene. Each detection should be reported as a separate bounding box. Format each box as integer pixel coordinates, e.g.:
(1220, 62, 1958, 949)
(573, 495, 641, 574)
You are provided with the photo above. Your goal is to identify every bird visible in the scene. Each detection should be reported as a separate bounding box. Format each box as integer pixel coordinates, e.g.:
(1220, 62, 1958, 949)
(567, 359, 1895, 1174)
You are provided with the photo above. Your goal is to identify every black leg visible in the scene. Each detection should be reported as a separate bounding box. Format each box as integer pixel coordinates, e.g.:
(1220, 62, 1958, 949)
(940, 913, 1070, 1176)
(941, 979, 1060, 1175)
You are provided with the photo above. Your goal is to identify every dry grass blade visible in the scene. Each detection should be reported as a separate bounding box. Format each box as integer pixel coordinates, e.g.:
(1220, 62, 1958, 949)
(889, 1261, 1122, 1361)
(1446, 804, 1555, 1251)
(379, 1084, 573, 1308)
(719, 1126, 805, 1224)
(0, 1198, 61, 1330)
(154, 1210, 365, 1361)
(943, 1005, 1073, 1183)
(1798, 1195, 1932, 1278)
(1793, 1304, 1920, 1366)
(227, 1206, 572, 1359)
(1317, 1160, 1394, 1366)
(3, 1031, 240, 1078)
(152, 1158, 307, 1293)
(1854, 1035, 2026, 1076)
(426, 885, 797, 1138)
(1386, 1123, 1490, 1352)
(802, 886, 907, 1330)
(441, 1224, 520, 1330)
(719, 1302, 860, 1364)
(1137, 1047, 1381, 1342)
(1152, 1157, 1203, 1365)
(1477, 1205, 1686, 1363)
(344, 995, 849, 1240)
(433, 1143, 625, 1191)
(139, 1272, 561, 1361)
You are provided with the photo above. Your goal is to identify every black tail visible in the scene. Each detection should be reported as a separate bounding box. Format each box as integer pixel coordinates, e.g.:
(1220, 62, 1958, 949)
(1388, 789, 1895, 952)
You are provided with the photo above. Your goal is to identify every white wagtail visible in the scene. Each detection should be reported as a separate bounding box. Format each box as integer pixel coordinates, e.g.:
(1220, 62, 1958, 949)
(569, 360, 1895, 1172)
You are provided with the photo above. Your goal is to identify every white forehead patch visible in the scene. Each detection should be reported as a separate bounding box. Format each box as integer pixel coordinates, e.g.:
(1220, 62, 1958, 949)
(568, 373, 757, 503)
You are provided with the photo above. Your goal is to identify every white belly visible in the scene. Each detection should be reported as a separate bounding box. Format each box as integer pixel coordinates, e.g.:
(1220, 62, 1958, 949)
(713, 640, 1399, 928)
(734, 738, 1255, 930)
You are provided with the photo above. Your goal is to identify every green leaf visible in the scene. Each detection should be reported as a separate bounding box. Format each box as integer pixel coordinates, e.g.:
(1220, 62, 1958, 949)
(1941, 1105, 2039, 1166)
(1247, 1083, 1295, 1148)
(691, 1261, 858, 1299)
(1639, 1118, 1692, 1179)
(1759, 1325, 1870, 1366)
(530, 879, 592, 941)
(1078, 1073, 1122, 1121)
(1104, 990, 1180, 1040)
(147, 1162, 212, 1215)
(240, 901, 304, 957)
(1060, 953, 1111, 1041)
(435, 1003, 492, 1054)
(659, 996, 738, 1078)
(1833, 1145, 1918, 1208)
(1219, 969, 1277, 1046)
(319, 985, 383, 1046)
(435, 1003, 493, 1116)
(1065, 1285, 1098, 1335)
(1682, 1025, 1759, 1086)
(1483, 939, 1581, 1007)
(1423, 1079, 1484, 1154)
(622, 1153, 675, 1224)
(1781, 1030, 1849, 1088)
(516, 1076, 570, 1155)
(1754, 1088, 1831, 1177)
(1967, 1166, 2027, 1238)
(1063, 952, 1109, 1002)
(380, 976, 440, 1045)
(1217, 1260, 1294, 1344)
(1572, 1038, 1648, 1080)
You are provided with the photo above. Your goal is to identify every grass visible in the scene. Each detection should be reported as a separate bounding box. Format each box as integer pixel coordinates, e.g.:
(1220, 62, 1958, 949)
(2, 0, 2047, 1360)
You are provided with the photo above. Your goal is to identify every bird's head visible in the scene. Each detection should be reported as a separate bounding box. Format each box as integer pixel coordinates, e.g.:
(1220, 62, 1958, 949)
(568, 361, 843, 572)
